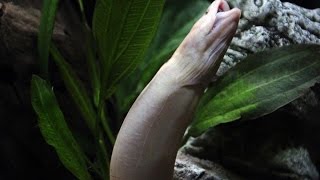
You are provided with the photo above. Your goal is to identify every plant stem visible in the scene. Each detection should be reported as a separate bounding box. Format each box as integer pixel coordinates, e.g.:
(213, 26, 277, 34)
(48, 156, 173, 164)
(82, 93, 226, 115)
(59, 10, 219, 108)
(77, 0, 84, 12)
(101, 109, 115, 145)
(181, 133, 191, 147)
(97, 133, 110, 180)
(97, 99, 115, 145)
(84, 156, 103, 177)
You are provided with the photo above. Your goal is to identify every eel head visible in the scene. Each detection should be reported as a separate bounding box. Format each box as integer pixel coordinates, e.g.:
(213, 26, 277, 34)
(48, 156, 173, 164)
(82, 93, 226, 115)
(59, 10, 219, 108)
(167, 0, 241, 88)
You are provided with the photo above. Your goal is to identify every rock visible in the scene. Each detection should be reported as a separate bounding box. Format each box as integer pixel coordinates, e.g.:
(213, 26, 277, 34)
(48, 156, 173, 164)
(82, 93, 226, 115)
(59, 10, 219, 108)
(271, 147, 319, 179)
(177, 0, 320, 179)
(218, 0, 320, 75)
(282, 0, 320, 9)
(182, 112, 320, 179)
(174, 151, 243, 180)
(221, 0, 320, 139)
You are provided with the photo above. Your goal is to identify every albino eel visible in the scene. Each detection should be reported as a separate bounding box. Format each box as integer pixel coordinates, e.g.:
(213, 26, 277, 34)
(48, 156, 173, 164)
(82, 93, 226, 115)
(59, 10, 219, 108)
(110, 0, 241, 179)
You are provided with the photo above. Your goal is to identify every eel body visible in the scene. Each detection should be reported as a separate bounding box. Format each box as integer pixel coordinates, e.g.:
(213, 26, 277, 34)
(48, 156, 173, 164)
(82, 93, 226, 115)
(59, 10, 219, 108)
(110, 0, 241, 179)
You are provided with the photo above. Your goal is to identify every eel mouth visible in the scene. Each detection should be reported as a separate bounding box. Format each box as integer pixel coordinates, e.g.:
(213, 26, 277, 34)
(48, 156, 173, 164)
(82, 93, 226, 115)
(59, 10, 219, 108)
(213, 0, 241, 22)
(205, 0, 230, 14)
(203, 0, 241, 36)
(173, 0, 241, 60)
(217, 0, 231, 13)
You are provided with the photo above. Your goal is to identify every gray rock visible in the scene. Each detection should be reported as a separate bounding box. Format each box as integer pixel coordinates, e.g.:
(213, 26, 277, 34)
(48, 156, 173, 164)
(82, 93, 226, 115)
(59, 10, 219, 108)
(218, 0, 320, 75)
(176, 0, 320, 179)
(271, 147, 319, 179)
(174, 151, 243, 180)
(182, 116, 320, 179)
(222, 0, 320, 123)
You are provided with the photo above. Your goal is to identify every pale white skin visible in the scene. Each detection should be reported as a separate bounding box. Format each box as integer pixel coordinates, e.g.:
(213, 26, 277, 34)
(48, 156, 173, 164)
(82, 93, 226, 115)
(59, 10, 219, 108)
(110, 0, 241, 179)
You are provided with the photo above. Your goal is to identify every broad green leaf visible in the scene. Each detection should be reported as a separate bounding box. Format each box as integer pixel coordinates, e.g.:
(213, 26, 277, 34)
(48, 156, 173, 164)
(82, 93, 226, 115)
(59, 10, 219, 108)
(93, 0, 165, 98)
(116, 0, 209, 114)
(31, 75, 92, 180)
(50, 45, 97, 133)
(189, 44, 320, 136)
(38, 0, 59, 78)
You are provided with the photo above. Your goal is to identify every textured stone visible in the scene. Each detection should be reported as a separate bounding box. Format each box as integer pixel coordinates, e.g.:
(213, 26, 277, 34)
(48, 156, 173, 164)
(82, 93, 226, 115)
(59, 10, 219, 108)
(174, 151, 243, 180)
(218, 0, 320, 75)
(221, 0, 320, 128)
(176, 0, 320, 179)
(271, 147, 319, 179)
(182, 115, 320, 179)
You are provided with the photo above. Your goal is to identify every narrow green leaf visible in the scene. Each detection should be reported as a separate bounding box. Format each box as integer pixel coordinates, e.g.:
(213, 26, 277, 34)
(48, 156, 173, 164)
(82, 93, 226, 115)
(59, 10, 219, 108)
(189, 44, 320, 136)
(38, 0, 59, 78)
(31, 75, 92, 180)
(75, 0, 101, 108)
(93, 0, 165, 98)
(50, 45, 97, 133)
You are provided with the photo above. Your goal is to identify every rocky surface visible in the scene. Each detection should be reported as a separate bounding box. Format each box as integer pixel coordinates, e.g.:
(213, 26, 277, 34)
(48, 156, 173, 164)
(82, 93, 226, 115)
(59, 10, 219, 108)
(176, 146, 319, 179)
(174, 151, 243, 180)
(176, 0, 320, 179)
(218, 0, 320, 75)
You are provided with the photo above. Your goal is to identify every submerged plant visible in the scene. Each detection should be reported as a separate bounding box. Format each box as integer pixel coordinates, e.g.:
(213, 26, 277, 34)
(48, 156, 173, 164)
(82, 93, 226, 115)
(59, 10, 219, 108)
(31, 0, 320, 179)
(33, 0, 165, 179)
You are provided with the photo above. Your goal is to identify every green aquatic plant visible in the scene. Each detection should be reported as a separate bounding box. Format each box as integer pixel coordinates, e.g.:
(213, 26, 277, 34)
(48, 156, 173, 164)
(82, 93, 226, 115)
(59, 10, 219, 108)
(31, 76, 92, 180)
(188, 44, 320, 136)
(33, 0, 165, 179)
(31, 0, 320, 179)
